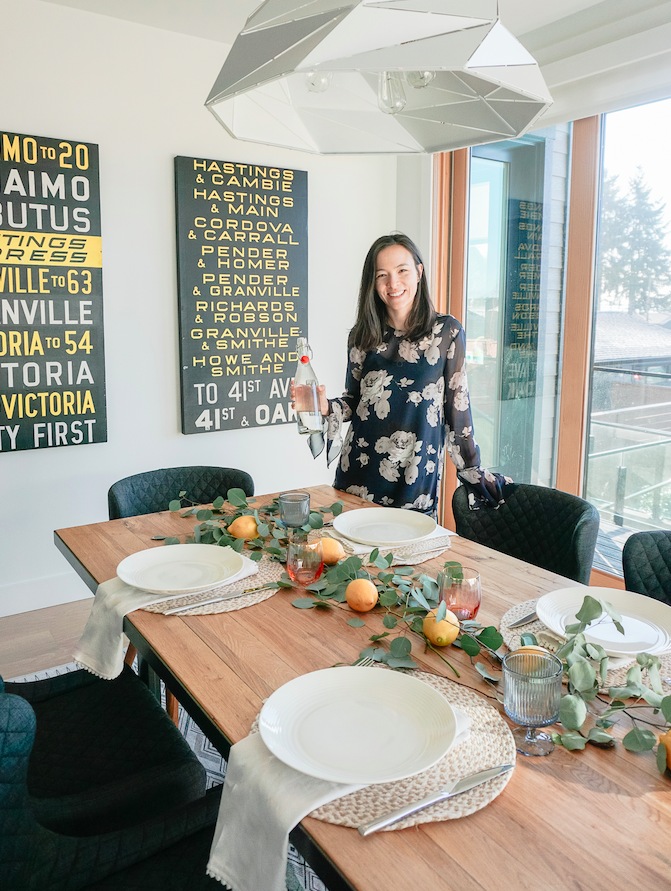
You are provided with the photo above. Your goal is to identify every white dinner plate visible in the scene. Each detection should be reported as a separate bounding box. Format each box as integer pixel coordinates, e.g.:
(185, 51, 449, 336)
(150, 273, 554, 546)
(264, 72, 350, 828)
(117, 544, 244, 595)
(333, 508, 436, 548)
(259, 667, 457, 784)
(536, 586, 671, 656)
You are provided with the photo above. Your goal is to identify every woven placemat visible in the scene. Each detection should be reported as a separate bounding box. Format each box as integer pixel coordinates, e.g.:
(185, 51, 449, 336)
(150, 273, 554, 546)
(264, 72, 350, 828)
(501, 599, 671, 691)
(252, 671, 515, 830)
(142, 556, 285, 615)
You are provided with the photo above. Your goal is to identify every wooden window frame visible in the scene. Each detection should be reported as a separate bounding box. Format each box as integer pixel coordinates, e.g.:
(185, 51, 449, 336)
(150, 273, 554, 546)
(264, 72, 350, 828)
(432, 121, 624, 588)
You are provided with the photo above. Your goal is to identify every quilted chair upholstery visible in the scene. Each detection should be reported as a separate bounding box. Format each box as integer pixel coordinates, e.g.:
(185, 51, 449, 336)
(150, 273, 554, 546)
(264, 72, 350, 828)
(2, 666, 206, 837)
(0, 690, 222, 891)
(452, 482, 600, 585)
(108, 466, 255, 520)
(622, 531, 671, 605)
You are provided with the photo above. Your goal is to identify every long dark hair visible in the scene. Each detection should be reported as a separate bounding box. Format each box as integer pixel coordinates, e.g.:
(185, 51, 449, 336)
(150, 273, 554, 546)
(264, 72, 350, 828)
(350, 233, 436, 352)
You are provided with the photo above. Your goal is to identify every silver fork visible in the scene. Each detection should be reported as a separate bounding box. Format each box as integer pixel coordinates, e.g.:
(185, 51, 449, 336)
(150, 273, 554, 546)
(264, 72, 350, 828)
(352, 657, 377, 667)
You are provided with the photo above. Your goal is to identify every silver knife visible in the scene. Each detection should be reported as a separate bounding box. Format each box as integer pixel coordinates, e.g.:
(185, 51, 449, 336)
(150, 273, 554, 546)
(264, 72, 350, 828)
(507, 610, 538, 629)
(163, 583, 273, 615)
(357, 763, 513, 836)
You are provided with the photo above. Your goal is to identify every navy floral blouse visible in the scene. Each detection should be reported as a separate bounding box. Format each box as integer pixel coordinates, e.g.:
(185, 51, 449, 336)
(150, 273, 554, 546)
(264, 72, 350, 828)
(326, 314, 508, 514)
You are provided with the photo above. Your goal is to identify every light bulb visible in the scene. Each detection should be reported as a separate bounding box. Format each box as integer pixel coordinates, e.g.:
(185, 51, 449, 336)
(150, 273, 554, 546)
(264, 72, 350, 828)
(304, 70, 332, 93)
(377, 71, 406, 115)
(406, 70, 436, 89)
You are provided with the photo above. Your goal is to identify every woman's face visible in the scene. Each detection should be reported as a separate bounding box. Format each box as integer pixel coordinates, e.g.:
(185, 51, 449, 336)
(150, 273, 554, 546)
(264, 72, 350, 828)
(374, 244, 422, 328)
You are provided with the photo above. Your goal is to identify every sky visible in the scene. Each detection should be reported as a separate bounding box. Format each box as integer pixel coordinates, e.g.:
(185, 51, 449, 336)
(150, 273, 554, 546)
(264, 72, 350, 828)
(603, 97, 671, 243)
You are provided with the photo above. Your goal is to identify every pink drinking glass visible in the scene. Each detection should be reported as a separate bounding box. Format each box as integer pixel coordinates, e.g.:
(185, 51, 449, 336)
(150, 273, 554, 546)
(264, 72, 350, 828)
(438, 566, 482, 620)
(286, 539, 324, 586)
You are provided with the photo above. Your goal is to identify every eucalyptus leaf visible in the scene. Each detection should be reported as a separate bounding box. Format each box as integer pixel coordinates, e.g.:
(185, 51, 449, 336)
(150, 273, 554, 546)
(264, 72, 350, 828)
(409, 616, 424, 634)
(389, 637, 412, 657)
(586, 643, 606, 661)
(151, 535, 166, 541)
(227, 488, 248, 508)
(474, 662, 500, 682)
(648, 662, 664, 696)
(382, 614, 398, 629)
(640, 688, 664, 708)
(379, 589, 400, 607)
(292, 598, 316, 609)
(600, 656, 609, 687)
(212, 496, 225, 510)
(347, 617, 366, 627)
(377, 572, 394, 583)
(308, 512, 324, 529)
(568, 659, 597, 693)
(256, 523, 269, 537)
(626, 665, 643, 687)
(601, 599, 625, 635)
(178, 490, 187, 498)
(168, 500, 182, 512)
(435, 602, 447, 624)
(369, 633, 389, 643)
(230, 537, 244, 553)
(386, 655, 418, 669)
(608, 684, 642, 700)
(369, 548, 379, 563)
(596, 717, 616, 729)
(559, 694, 588, 731)
(564, 621, 587, 636)
(477, 627, 503, 651)
(330, 501, 344, 516)
(196, 509, 212, 521)
(622, 727, 657, 752)
(661, 695, 671, 723)
(360, 646, 387, 661)
(249, 551, 263, 561)
(459, 634, 481, 657)
(657, 742, 669, 775)
(193, 526, 201, 543)
(409, 586, 431, 612)
(163, 537, 180, 546)
(394, 566, 415, 576)
(587, 727, 615, 746)
(557, 731, 588, 750)
(575, 595, 603, 624)
(443, 561, 463, 580)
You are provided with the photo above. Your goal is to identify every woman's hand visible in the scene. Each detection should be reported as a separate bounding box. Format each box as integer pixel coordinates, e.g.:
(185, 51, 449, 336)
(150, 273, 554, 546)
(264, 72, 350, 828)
(290, 380, 329, 416)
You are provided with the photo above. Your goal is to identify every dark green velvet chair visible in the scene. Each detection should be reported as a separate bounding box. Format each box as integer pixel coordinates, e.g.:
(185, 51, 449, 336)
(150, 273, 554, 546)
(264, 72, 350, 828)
(0, 690, 302, 891)
(1, 667, 206, 837)
(108, 466, 254, 520)
(622, 531, 671, 605)
(452, 482, 600, 585)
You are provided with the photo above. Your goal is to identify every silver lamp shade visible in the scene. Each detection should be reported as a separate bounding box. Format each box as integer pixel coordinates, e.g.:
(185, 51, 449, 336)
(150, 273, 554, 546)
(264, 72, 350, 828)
(206, 0, 553, 155)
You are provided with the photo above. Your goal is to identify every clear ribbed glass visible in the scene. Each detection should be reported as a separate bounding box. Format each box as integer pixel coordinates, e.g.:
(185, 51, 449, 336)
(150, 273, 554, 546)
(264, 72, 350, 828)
(503, 651, 563, 756)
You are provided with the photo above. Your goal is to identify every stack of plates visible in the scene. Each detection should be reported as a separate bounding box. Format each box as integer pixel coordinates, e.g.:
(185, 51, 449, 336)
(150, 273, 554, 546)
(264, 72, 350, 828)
(117, 543, 244, 595)
(259, 667, 457, 783)
(536, 587, 671, 657)
(332, 507, 436, 548)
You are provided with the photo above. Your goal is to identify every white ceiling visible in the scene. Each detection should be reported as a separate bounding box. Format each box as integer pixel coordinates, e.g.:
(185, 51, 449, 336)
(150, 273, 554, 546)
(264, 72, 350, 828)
(39, 0, 671, 127)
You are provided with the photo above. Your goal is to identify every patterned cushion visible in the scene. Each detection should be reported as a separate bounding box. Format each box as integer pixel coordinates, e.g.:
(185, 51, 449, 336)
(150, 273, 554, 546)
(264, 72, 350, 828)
(107, 466, 255, 519)
(452, 482, 600, 585)
(622, 531, 671, 604)
(4, 667, 206, 836)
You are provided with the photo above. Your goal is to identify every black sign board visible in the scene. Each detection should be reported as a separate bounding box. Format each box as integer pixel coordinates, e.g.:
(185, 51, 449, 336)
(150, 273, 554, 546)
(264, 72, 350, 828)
(0, 131, 106, 453)
(174, 156, 308, 435)
(499, 198, 542, 479)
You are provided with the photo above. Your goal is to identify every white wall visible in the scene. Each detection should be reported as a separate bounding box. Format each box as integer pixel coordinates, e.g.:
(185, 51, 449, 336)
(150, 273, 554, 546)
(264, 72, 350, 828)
(0, 0, 399, 617)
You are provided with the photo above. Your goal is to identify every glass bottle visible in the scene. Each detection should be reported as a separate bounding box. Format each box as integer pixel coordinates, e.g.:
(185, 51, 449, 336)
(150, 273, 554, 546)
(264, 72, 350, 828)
(294, 337, 323, 435)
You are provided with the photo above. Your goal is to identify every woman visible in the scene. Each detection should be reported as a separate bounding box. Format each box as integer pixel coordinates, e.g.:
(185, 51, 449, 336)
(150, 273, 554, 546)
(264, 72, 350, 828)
(310, 233, 508, 513)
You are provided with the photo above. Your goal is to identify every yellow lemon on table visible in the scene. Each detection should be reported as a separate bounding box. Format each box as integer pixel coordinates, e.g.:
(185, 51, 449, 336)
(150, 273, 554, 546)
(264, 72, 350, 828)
(227, 515, 258, 540)
(423, 608, 460, 647)
(319, 537, 346, 565)
(659, 728, 671, 771)
(345, 578, 378, 612)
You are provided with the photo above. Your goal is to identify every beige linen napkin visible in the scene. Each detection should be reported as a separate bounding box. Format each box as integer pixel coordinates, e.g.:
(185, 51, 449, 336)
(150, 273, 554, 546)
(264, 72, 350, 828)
(206, 710, 471, 891)
(73, 550, 258, 680)
(329, 524, 455, 565)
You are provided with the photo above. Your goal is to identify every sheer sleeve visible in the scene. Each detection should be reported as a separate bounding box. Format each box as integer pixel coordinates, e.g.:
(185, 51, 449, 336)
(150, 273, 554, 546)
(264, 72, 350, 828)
(325, 342, 366, 468)
(443, 319, 511, 509)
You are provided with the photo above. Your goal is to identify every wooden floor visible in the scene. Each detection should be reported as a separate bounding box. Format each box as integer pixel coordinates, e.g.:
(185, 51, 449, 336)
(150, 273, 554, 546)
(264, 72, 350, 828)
(0, 598, 93, 679)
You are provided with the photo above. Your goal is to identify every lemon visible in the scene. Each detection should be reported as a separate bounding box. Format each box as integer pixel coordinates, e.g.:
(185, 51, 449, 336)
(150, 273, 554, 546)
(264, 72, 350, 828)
(345, 578, 378, 612)
(423, 608, 459, 647)
(227, 515, 258, 540)
(659, 728, 671, 771)
(319, 537, 346, 565)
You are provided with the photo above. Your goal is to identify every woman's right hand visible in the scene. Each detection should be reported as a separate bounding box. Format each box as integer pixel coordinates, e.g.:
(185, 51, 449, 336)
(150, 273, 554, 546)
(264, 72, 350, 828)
(290, 380, 329, 416)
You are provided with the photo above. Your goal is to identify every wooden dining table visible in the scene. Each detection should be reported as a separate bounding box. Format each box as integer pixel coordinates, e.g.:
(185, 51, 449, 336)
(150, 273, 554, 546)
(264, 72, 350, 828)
(54, 484, 671, 891)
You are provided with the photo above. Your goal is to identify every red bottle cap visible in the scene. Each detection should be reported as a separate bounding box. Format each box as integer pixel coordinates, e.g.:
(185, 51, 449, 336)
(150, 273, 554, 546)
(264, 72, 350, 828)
(300, 355, 309, 363)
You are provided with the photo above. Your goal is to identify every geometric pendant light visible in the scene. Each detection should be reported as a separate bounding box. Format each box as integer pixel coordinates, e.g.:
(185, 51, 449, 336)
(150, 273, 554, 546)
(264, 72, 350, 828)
(206, 0, 553, 154)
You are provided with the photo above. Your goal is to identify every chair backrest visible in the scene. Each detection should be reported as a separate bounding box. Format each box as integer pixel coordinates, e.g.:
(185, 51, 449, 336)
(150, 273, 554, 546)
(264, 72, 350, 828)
(108, 466, 255, 519)
(622, 531, 671, 604)
(452, 482, 600, 585)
